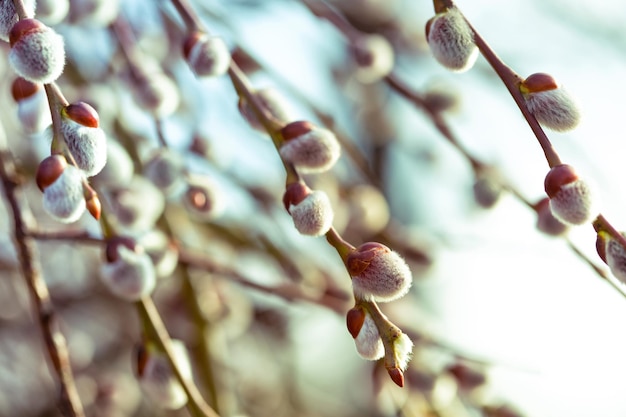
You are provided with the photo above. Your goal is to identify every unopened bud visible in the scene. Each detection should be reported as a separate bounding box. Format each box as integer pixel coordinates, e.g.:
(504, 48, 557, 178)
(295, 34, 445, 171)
(473, 175, 502, 209)
(603, 232, 626, 284)
(544, 164, 596, 225)
(350, 34, 394, 84)
(520, 73, 580, 132)
(534, 197, 568, 236)
(283, 182, 334, 236)
(143, 149, 185, 196)
(279, 121, 341, 173)
(347, 242, 412, 302)
(106, 176, 165, 233)
(354, 310, 384, 360)
(238, 88, 297, 132)
(387, 367, 404, 387)
(346, 306, 366, 338)
(60, 102, 107, 177)
(0, 0, 35, 41)
(36, 154, 67, 191)
(100, 236, 156, 301)
(425, 7, 478, 72)
(182, 175, 224, 220)
(9, 18, 65, 84)
(12, 77, 51, 133)
(41, 164, 87, 223)
(135, 339, 190, 410)
(183, 31, 231, 77)
(84, 188, 101, 220)
(132, 71, 180, 117)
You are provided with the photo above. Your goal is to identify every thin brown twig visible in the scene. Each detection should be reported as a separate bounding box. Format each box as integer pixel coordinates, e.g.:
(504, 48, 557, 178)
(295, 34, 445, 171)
(0, 140, 85, 416)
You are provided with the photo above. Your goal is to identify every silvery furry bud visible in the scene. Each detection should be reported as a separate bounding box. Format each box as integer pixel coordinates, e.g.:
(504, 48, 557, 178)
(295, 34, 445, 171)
(91, 138, 134, 188)
(106, 176, 166, 234)
(238, 88, 297, 132)
(133, 71, 180, 117)
(425, 7, 478, 72)
(279, 121, 341, 174)
(41, 163, 87, 223)
(534, 197, 568, 236)
(183, 31, 231, 78)
(135, 339, 191, 410)
(60, 102, 107, 176)
(67, 0, 120, 27)
(520, 73, 580, 132)
(12, 77, 51, 133)
(354, 310, 383, 360)
(603, 233, 626, 284)
(100, 237, 156, 301)
(143, 149, 185, 196)
(347, 242, 412, 302)
(473, 175, 502, 209)
(182, 175, 224, 221)
(0, 0, 35, 41)
(9, 18, 65, 84)
(36, 0, 70, 25)
(544, 164, 596, 225)
(350, 34, 394, 83)
(283, 182, 334, 236)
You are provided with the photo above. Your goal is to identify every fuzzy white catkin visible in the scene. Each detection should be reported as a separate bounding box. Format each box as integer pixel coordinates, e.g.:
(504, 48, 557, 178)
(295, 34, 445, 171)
(133, 71, 180, 117)
(523, 88, 581, 132)
(139, 340, 191, 410)
(9, 23, 66, 84)
(427, 7, 478, 72)
(91, 139, 134, 188)
(354, 311, 384, 360)
(17, 91, 52, 133)
(60, 118, 107, 177)
(549, 180, 596, 226)
(143, 150, 185, 196)
(239, 88, 297, 131)
(289, 190, 334, 236)
(42, 165, 86, 223)
(279, 128, 341, 174)
(100, 245, 156, 301)
(352, 34, 395, 84)
(606, 235, 626, 284)
(186, 34, 231, 77)
(0, 0, 35, 41)
(394, 333, 414, 371)
(350, 246, 412, 302)
(107, 176, 166, 235)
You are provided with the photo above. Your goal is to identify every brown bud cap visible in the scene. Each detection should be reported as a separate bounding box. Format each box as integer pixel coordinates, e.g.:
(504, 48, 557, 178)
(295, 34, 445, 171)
(544, 164, 578, 198)
(36, 154, 67, 191)
(280, 121, 315, 142)
(134, 342, 149, 377)
(105, 236, 140, 263)
(347, 242, 389, 276)
(446, 362, 486, 390)
(282, 182, 312, 211)
(346, 306, 366, 339)
(11, 77, 39, 101)
(520, 72, 559, 94)
(85, 193, 101, 220)
(596, 232, 608, 264)
(9, 18, 46, 47)
(63, 101, 99, 128)
(387, 367, 404, 387)
(182, 31, 204, 60)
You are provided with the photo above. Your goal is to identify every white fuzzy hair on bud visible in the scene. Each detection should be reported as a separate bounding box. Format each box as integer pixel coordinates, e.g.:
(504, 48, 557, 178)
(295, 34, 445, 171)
(348, 242, 412, 302)
(426, 7, 478, 72)
(354, 311, 384, 360)
(9, 19, 66, 84)
(605, 234, 626, 284)
(42, 165, 86, 223)
(60, 118, 107, 177)
(288, 190, 334, 236)
(100, 244, 156, 301)
(184, 33, 231, 77)
(239, 88, 297, 132)
(138, 339, 191, 410)
(549, 180, 595, 226)
(351, 34, 395, 84)
(523, 87, 580, 132)
(393, 333, 414, 371)
(0, 0, 35, 41)
(279, 125, 341, 173)
(17, 90, 52, 133)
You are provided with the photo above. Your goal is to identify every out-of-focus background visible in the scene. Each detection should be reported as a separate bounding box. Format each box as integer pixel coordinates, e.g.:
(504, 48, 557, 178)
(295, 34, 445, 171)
(2, 0, 626, 416)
